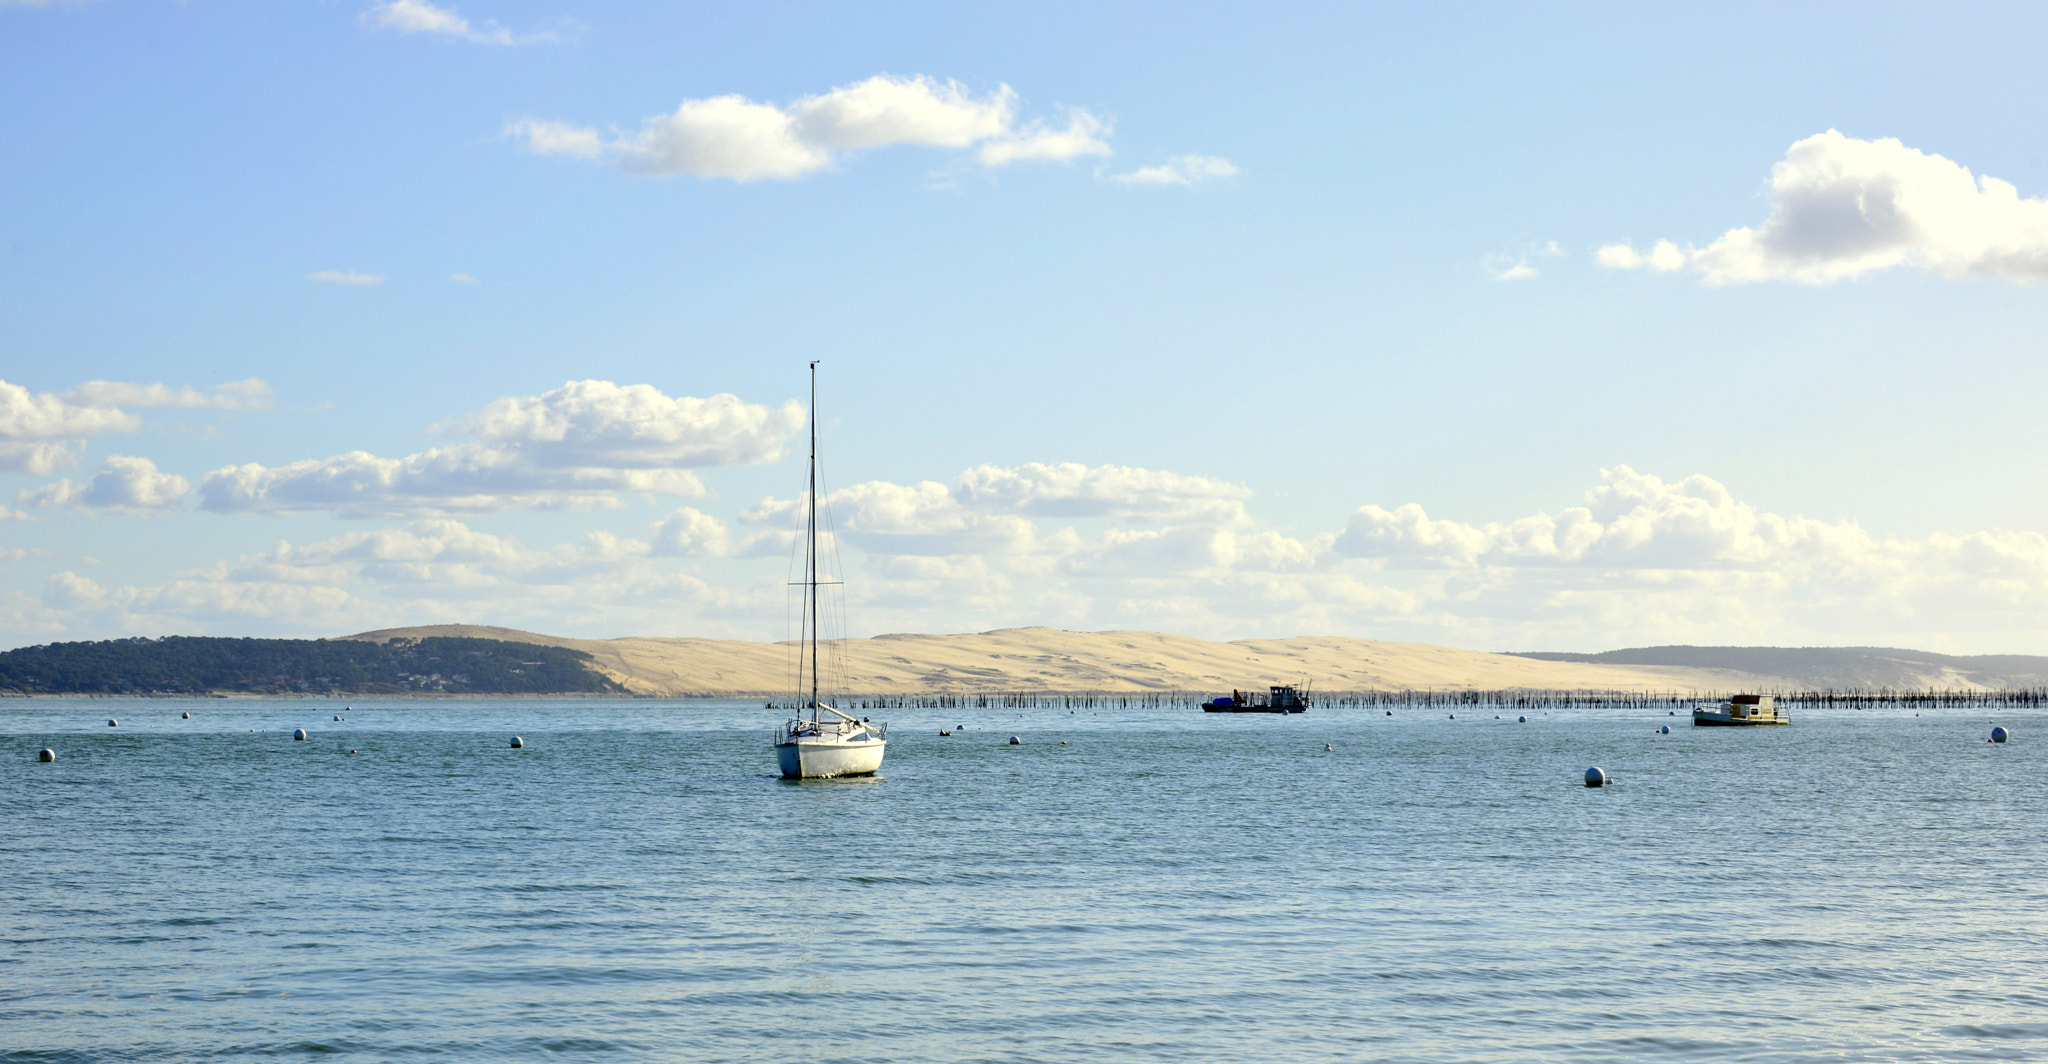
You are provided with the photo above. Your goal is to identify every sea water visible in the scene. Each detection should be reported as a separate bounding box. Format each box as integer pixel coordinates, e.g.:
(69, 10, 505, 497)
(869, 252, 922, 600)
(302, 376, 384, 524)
(3, 699, 2045, 1062)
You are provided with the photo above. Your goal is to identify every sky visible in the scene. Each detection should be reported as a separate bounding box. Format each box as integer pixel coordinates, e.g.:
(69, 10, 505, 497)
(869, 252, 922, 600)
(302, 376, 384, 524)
(5, 0, 2048, 653)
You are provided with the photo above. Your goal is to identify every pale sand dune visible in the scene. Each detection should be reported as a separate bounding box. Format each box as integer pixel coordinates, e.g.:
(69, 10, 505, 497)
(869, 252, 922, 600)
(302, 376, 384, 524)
(341, 624, 1779, 696)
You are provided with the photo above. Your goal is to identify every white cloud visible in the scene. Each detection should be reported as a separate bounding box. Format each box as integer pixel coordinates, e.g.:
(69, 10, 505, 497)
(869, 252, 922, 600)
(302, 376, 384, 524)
(976, 110, 1113, 168)
(793, 75, 1015, 151)
(20, 455, 190, 512)
(200, 381, 804, 516)
(1599, 130, 2048, 285)
(649, 507, 735, 558)
(743, 462, 1252, 558)
(511, 75, 1112, 182)
(1111, 154, 1238, 187)
(367, 0, 554, 46)
(1486, 240, 1564, 281)
(0, 379, 140, 473)
(1593, 239, 1685, 272)
(450, 273, 479, 284)
(307, 270, 384, 286)
(62, 378, 272, 411)
(0, 378, 272, 474)
(953, 462, 1249, 522)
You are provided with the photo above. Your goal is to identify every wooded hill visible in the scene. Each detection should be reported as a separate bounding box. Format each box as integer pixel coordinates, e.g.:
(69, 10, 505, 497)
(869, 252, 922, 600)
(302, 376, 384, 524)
(0, 635, 622, 696)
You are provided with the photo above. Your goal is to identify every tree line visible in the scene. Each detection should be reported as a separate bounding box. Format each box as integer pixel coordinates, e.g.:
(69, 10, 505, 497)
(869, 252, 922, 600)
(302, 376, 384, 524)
(0, 636, 622, 696)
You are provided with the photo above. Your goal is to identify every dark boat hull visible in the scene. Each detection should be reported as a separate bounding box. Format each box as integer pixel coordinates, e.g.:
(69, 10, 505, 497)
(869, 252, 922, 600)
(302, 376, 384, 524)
(1201, 705, 1306, 714)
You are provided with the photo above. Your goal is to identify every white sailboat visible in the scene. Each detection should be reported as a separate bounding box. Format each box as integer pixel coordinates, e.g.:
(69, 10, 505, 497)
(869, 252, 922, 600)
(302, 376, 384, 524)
(773, 361, 887, 779)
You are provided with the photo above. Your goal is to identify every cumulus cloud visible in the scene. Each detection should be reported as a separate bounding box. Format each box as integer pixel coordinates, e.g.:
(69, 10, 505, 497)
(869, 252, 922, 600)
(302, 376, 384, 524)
(0, 379, 140, 473)
(1111, 154, 1238, 188)
(743, 462, 1253, 557)
(510, 75, 1111, 182)
(0, 378, 257, 475)
(307, 270, 384, 285)
(1597, 130, 2048, 285)
(200, 381, 804, 516)
(20, 455, 190, 512)
(367, 0, 555, 45)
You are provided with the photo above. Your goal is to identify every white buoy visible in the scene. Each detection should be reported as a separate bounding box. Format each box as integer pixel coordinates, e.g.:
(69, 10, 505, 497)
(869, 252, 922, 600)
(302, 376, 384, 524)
(510, 736, 524, 748)
(292, 728, 308, 741)
(1992, 726, 2010, 743)
(1008, 735, 1021, 745)
(107, 719, 117, 727)
(38, 748, 55, 763)
(1585, 766, 1607, 787)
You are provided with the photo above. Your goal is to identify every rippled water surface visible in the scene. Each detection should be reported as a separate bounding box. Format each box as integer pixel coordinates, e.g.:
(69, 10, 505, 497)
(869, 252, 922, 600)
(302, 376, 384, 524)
(4, 698, 2046, 1062)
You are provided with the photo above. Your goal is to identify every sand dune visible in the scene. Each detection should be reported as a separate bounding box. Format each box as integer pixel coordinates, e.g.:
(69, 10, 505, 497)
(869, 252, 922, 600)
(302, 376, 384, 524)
(341, 624, 1779, 697)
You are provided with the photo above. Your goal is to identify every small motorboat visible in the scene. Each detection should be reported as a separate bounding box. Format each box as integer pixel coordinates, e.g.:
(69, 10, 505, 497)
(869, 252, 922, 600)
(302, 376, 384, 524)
(1692, 694, 1789, 727)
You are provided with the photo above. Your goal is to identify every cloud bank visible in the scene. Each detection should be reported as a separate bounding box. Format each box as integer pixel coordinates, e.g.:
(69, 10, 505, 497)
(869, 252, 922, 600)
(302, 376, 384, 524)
(20, 455, 189, 512)
(1, 378, 267, 474)
(509, 74, 1115, 181)
(199, 381, 804, 516)
(1598, 130, 2048, 285)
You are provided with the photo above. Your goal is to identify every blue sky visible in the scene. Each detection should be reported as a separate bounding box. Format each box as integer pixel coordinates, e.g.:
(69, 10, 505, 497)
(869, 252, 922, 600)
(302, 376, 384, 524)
(6, 0, 2048, 652)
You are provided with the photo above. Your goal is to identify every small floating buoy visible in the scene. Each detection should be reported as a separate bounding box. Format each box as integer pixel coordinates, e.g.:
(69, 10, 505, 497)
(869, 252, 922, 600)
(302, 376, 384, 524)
(1494, 715, 1500, 719)
(38, 748, 55, 763)
(1448, 714, 1455, 719)
(1061, 740, 1068, 745)
(510, 736, 524, 748)
(107, 719, 118, 727)
(292, 728, 308, 741)
(1385, 710, 1392, 716)
(1660, 725, 1671, 734)
(348, 749, 357, 755)
(939, 730, 952, 736)
(1324, 743, 1333, 751)
(1518, 716, 1526, 723)
(1992, 726, 2009, 743)
(1008, 735, 1021, 745)
(334, 715, 342, 722)
(1585, 766, 1607, 788)
(1668, 710, 1676, 716)
(181, 711, 190, 720)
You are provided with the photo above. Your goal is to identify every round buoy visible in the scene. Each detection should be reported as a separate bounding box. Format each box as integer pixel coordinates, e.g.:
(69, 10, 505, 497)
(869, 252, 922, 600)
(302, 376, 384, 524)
(1668, 710, 1676, 716)
(1324, 743, 1333, 751)
(510, 736, 524, 748)
(1992, 726, 2009, 743)
(181, 711, 190, 720)
(1448, 714, 1455, 720)
(1385, 710, 1393, 716)
(1518, 716, 1527, 723)
(1660, 725, 1671, 734)
(38, 748, 55, 763)
(1061, 740, 1068, 745)
(1008, 735, 1021, 745)
(1585, 766, 1607, 787)
(107, 719, 117, 727)
(333, 715, 342, 722)
(1494, 715, 1500, 719)
(292, 728, 308, 741)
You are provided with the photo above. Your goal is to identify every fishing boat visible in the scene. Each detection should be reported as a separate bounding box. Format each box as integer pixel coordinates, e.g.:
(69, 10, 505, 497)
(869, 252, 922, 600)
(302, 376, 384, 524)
(772, 362, 887, 779)
(1201, 684, 1311, 714)
(1692, 694, 1789, 727)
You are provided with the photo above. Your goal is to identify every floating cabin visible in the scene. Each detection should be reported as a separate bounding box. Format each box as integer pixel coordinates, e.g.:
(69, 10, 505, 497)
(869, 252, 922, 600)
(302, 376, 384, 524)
(1202, 684, 1311, 714)
(1692, 694, 1790, 727)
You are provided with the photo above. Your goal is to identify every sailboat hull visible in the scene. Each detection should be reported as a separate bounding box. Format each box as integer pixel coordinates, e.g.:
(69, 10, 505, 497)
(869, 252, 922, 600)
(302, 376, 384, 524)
(776, 738, 886, 779)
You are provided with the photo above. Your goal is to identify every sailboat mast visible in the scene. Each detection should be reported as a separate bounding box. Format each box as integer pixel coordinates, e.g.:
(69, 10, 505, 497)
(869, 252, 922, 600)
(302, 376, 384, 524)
(806, 360, 820, 716)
